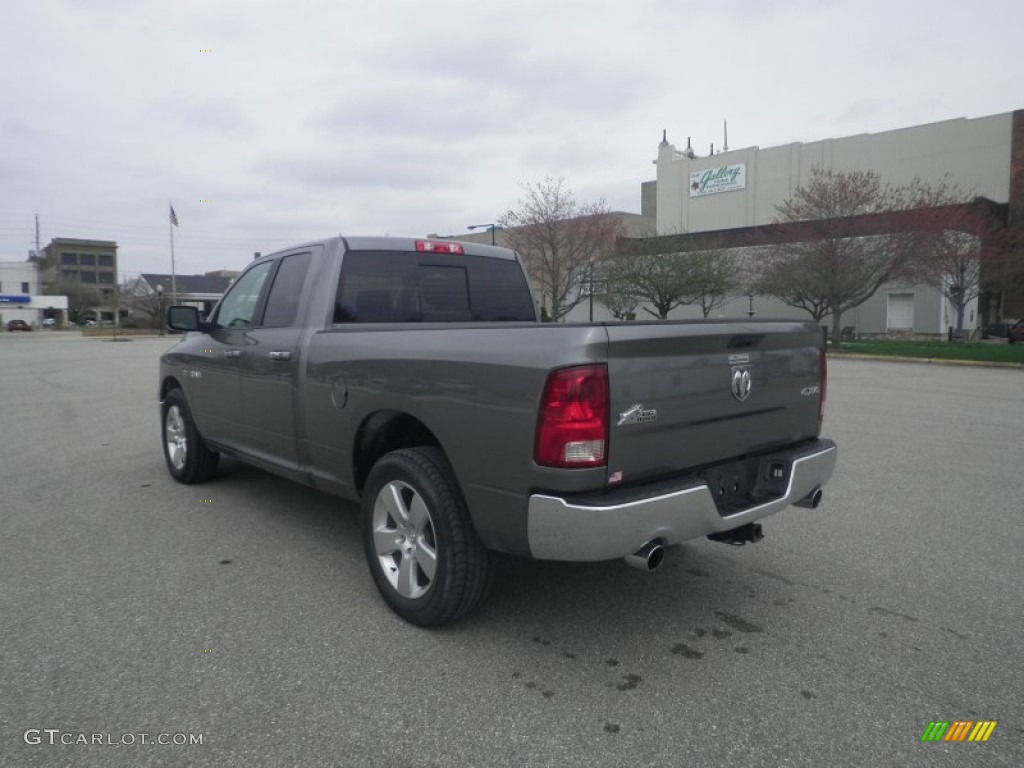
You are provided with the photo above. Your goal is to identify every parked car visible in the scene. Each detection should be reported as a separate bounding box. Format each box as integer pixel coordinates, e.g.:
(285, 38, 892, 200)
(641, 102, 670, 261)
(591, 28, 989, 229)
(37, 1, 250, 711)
(159, 236, 837, 626)
(1009, 320, 1024, 344)
(42, 318, 56, 328)
(6, 320, 32, 332)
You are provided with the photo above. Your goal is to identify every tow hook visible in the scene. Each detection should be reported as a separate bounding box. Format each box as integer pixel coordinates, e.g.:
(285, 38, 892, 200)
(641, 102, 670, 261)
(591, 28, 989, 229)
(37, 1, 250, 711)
(708, 523, 764, 546)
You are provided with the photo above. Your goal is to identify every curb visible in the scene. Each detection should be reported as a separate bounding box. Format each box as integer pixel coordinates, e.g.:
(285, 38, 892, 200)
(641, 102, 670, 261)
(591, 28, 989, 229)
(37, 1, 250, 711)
(827, 352, 1024, 370)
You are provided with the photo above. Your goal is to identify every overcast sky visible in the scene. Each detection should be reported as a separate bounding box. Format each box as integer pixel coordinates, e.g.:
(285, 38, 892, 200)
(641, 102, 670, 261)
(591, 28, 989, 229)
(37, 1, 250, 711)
(1, 0, 1021, 277)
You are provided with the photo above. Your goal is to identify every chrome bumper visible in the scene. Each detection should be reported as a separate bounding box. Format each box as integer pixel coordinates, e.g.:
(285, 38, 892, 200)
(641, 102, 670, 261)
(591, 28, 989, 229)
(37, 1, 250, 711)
(527, 439, 837, 561)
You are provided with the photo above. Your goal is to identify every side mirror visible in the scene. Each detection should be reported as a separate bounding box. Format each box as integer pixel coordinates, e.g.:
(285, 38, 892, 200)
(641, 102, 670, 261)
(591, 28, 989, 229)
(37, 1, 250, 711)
(167, 305, 204, 332)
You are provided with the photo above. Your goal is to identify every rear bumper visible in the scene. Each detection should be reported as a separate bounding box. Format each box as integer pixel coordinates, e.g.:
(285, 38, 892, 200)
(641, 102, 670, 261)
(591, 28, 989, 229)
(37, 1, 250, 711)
(526, 438, 837, 561)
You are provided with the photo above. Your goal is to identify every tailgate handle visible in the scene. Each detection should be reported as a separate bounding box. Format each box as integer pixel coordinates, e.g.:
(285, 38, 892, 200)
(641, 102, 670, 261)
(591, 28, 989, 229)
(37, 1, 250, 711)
(268, 351, 292, 361)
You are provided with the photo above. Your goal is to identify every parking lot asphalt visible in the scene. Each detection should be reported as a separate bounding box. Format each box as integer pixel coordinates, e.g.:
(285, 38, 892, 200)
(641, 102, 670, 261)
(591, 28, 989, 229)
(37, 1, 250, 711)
(1, 333, 1021, 767)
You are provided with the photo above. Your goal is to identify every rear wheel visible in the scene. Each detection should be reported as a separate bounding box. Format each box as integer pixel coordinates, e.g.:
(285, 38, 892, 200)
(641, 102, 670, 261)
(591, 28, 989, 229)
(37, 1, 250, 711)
(161, 388, 220, 484)
(361, 447, 494, 626)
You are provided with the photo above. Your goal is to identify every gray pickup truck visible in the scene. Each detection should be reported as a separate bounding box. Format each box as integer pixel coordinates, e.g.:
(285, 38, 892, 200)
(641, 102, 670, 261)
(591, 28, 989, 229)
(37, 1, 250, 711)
(159, 236, 836, 626)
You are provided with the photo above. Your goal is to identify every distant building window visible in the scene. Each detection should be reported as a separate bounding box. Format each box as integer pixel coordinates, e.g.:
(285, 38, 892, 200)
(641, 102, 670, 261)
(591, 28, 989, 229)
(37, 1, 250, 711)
(101, 289, 112, 298)
(98, 254, 113, 267)
(81, 271, 97, 284)
(80, 254, 96, 266)
(61, 253, 77, 265)
(22, 282, 30, 293)
(98, 272, 114, 284)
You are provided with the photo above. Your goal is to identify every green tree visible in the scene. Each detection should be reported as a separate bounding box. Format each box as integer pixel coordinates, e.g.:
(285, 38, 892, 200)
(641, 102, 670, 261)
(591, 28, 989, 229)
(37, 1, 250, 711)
(687, 243, 742, 318)
(603, 239, 695, 320)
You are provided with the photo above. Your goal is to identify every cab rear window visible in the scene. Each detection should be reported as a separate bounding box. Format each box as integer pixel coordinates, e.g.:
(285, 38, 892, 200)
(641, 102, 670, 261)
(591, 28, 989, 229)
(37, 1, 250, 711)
(333, 251, 535, 323)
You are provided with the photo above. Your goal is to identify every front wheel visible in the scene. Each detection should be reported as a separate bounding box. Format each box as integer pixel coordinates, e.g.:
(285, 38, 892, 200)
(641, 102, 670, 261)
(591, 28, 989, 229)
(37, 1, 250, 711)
(161, 388, 220, 484)
(361, 447, 494, 626)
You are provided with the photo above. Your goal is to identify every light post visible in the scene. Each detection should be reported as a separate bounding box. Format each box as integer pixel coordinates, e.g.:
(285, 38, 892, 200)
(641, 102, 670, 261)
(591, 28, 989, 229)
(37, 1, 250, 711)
(467, 223, 499, 245)
(156, 284, 165, 336)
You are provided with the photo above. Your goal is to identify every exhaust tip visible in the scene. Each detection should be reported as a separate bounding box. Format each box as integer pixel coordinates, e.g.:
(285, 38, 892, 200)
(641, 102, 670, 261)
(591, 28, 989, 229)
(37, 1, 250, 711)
(625, 541, 665, 571)
(795, 487, 823, 509)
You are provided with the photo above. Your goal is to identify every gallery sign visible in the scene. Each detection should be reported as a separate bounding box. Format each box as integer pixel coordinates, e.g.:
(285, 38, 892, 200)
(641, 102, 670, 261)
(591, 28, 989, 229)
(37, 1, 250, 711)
(690, 164, 746, 197)
(0, 295, 31, 303)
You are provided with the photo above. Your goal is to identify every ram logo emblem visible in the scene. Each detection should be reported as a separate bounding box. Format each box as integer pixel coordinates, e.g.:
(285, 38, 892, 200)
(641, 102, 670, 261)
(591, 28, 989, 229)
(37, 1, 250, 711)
(731, 366, 752, 402)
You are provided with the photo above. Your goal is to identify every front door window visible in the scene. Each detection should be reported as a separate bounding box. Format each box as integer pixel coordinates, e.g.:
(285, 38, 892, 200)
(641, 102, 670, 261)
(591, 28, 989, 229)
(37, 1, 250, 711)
(214, 262, 274, 329)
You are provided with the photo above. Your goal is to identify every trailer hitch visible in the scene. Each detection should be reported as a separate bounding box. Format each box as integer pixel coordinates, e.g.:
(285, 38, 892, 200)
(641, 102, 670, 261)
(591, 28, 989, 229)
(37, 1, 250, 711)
(707, 523, 764, 546)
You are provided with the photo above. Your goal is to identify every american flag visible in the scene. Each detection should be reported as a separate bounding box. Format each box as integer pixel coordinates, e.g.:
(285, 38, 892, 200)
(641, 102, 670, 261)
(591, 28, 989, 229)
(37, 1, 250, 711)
(169, 204, 179, 227)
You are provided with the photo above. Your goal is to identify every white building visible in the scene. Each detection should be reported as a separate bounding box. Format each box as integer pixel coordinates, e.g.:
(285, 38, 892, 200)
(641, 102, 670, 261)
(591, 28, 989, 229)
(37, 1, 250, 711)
(0, 261, 68, 329)
(655, 114, 1011, 235)
(565, 110, 1023, 333)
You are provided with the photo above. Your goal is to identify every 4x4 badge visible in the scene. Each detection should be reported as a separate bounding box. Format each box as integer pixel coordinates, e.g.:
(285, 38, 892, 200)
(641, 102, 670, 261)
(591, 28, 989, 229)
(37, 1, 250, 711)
(731, 366, 752, 402)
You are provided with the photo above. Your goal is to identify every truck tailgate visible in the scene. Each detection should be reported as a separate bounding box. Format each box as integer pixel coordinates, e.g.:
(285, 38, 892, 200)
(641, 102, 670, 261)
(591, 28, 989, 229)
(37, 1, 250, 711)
(604, 320, 824, 486)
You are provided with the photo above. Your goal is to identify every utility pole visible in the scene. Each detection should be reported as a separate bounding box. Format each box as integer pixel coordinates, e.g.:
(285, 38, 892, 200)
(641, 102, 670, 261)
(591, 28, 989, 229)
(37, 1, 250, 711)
(35, 214, 40, 258)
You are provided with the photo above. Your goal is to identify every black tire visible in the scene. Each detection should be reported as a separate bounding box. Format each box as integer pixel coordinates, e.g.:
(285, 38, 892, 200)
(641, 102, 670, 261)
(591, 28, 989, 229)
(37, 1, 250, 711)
(361, 447, 494, 627)
(161, 388, 220, 484)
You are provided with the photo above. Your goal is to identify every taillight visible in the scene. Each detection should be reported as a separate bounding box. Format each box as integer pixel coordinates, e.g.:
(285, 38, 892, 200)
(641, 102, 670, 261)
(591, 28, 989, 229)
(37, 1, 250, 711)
(535, 365, 608, 468)
(415, 240, 465, 254)
(819, 347, 827, 421)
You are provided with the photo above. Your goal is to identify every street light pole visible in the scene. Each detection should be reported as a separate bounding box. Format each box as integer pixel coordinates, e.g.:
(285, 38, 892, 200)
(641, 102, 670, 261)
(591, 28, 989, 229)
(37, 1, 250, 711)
(157, 285, 165, 336)
(468, 223, 499, 245)
(589, 263, 595, 322)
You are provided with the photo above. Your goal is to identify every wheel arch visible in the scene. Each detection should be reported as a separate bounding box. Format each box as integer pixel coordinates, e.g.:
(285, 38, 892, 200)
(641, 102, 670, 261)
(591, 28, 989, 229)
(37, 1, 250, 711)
(353, 410, 447, 494)
(160, 375, 184, 402)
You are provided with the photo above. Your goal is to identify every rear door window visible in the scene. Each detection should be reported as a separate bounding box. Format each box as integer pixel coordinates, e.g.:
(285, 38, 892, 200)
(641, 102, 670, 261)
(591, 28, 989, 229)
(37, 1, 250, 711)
(261, 252, 312, 327)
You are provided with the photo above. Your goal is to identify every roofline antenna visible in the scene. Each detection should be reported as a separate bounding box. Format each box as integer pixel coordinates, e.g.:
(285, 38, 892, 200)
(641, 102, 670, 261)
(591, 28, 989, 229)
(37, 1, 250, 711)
(723, 119, 729, 153)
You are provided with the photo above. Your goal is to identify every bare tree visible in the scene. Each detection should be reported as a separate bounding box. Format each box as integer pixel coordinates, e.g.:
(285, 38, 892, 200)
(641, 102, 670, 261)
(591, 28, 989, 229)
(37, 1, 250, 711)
(66, 286, 104, 324)
(688, 244, 743, 318)
(752, 166, 924, 347)
(498, 177, 624, 321)
(748, 246, 832, 324)
(904, 180, 1009, 334)
(120, 277, 165, 328)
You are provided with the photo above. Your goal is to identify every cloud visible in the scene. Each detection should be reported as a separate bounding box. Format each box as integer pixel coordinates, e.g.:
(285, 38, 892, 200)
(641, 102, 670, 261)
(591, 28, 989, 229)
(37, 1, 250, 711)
(0, 0, 1021, 274)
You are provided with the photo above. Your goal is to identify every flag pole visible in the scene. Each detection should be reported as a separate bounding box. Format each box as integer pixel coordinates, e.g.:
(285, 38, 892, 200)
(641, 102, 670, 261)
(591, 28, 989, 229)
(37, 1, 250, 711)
(169, 201, 178, 303)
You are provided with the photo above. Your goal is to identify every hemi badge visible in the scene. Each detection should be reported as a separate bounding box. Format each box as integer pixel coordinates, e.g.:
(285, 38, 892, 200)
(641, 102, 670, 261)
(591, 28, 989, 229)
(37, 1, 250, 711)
(617, 404, 658, 426)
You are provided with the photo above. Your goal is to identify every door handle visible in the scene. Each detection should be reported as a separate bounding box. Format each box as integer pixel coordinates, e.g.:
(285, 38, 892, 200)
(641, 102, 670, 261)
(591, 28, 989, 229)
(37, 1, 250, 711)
(268, 351, 292, 361)
(222, 349, 241, 358)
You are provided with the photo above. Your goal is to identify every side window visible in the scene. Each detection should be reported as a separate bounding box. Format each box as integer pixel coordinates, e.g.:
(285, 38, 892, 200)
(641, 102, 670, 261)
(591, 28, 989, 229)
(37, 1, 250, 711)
(334, 253, 404, 323)
(213, 261, 274, 329)
(261, 252, 312, 328)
